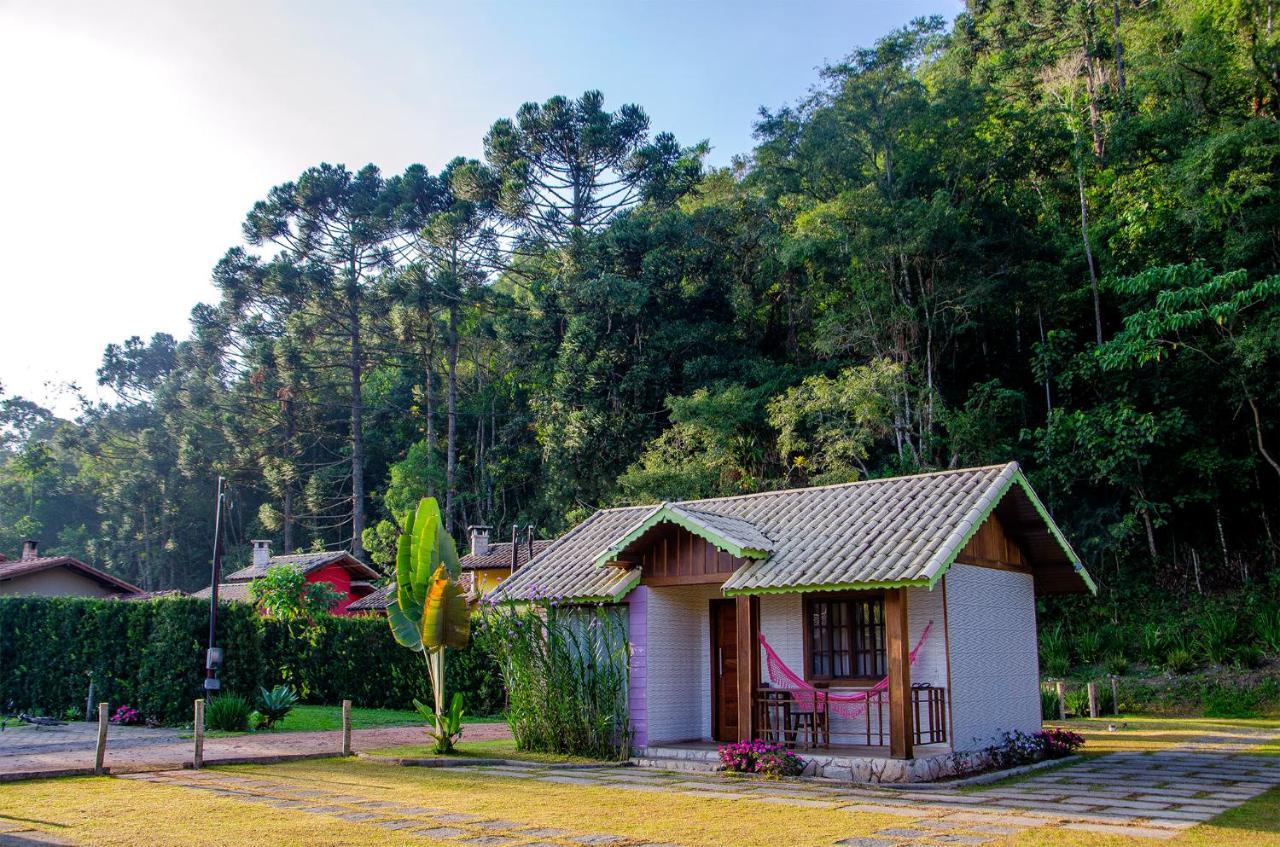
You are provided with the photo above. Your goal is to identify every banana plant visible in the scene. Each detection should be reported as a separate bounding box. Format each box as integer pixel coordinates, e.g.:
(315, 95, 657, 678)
(386, 497, 470, 751)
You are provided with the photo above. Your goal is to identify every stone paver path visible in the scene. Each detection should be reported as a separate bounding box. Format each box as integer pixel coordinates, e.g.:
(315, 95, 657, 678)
(4, 726, 1277, 845)
(0, 720, 512, 778)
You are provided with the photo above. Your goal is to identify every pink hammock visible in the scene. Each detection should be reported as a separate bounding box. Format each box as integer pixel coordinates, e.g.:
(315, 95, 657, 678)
(758, 621, 933, 719)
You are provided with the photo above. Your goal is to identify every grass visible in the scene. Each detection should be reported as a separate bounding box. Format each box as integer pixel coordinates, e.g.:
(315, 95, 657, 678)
(2, 716, 1279, 846)
(189, 704, 504, 737)
(367, 736, 605, 765)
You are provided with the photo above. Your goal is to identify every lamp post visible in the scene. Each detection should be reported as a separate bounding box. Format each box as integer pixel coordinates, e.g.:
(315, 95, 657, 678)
(205, 477, 226, 692)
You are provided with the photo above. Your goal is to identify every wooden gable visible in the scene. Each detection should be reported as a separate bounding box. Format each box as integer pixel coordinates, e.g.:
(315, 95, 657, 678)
(631, 521, 747, 586)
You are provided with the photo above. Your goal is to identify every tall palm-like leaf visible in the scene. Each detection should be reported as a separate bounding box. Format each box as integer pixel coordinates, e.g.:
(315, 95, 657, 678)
(385, 496, 469, 752)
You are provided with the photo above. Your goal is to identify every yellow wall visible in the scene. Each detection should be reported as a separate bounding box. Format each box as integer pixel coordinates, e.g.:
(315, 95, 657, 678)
(471, 568, 512, 596)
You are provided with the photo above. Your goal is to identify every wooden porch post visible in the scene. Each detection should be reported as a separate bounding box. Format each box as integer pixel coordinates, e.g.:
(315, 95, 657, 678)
(885, 587, 913, 759)
(735, 594, 760, 741)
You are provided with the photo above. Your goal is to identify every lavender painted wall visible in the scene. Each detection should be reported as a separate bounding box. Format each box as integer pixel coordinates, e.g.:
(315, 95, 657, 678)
(626, 586, 649, 747)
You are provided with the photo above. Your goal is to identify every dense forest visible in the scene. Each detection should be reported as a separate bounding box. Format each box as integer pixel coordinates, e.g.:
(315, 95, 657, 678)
(2, 2, 1278, 626)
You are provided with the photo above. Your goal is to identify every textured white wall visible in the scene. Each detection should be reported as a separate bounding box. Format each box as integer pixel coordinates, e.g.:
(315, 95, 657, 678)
(944, 564, 1041, 751)
(644, 584, 717, 742)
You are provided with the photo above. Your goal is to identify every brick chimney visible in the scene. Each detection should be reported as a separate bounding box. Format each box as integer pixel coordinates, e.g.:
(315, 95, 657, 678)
(21, 539, 39, 561)
(469, 526, 491, 557)
(251, 540, 271, 567)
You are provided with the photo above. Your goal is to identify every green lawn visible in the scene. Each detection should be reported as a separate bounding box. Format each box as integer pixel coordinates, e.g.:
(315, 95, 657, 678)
(192, 704, 505, 737)
(5, 715, 1279, 846)
(367, 736, 607, 765)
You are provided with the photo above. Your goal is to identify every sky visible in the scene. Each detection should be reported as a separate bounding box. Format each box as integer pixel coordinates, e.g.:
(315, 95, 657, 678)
(0, 0, 960, 417)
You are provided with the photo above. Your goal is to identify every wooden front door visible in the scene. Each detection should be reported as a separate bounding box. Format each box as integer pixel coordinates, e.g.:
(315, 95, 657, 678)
(711, 599, 739, 741)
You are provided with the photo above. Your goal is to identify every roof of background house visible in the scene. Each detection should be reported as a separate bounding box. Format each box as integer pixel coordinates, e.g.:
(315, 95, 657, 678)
(191, 582, 254, 602)
(494, 462, 1094, 602)
(123, 589, 189, 601)
(0, 555, 143, 596)
(347, 571, 480, 612)
(225, 550, 379, 583)
(462, 539, 555, 571)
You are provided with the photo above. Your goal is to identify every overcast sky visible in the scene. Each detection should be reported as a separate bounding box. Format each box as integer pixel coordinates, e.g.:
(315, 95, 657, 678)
(0, 0, 959, 416)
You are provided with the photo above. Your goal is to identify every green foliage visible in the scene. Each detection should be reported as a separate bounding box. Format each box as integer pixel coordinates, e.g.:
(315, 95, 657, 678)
(386, 497, 470, 751)
(1195, 609, 1240, 665)
(414, 692, 465, 754)
(1040, 684, 1061, 720)
(0, 596, 502, 724)
(1165, 648, 1197, 675)
(205, 693, 252, 732)
(480, 603, 630, 760)
(256, 684, 299, 729)
(1256, 608, 1280, 656)
(1039, 624, 1070, 678)
(1200, 679, 1280, 719)
(1104, 653, 1129, 677)
(3, 3, 1280, 653)
(1073, 627, 1104, 665)
(249, 565, 342, 623)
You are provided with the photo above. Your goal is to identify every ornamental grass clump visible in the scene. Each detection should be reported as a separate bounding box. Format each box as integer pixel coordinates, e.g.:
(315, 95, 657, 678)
(479, 600, 630, 760)
(718, 740, 805, 778)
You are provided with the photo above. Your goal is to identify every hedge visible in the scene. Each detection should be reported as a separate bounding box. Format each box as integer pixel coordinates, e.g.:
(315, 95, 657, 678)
(0, 596, 503, 725)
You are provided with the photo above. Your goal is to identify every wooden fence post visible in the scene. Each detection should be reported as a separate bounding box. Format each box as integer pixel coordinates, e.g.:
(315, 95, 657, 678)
(1087, 681, 1099, 718)
(341, 699, 352, 757)
(193, 699, 205, 769)
(1055, 680, 1066, 721)
(94, 702, 109, 775)
(1110, 677, 1120, 716)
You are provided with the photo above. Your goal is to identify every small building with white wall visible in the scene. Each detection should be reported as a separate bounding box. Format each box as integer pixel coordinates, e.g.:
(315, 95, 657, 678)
(495, 462, 1095, 781)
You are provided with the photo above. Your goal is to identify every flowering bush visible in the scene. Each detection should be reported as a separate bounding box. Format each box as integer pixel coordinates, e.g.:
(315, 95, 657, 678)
(1036, 727, 1085, 758)
(718, 740, 805, 778)
(984, 728, 1086, 769)
(110, 704, 141, 725)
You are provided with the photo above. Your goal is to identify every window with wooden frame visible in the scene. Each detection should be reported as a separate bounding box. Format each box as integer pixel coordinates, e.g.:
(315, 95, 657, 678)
(804, 593, 886, 682)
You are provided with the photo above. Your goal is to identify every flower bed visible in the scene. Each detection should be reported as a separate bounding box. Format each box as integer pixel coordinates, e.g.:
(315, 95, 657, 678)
(718, 740, 805, 778)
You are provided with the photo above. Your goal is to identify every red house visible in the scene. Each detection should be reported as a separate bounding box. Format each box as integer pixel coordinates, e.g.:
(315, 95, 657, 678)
(194, 541, 378, 615)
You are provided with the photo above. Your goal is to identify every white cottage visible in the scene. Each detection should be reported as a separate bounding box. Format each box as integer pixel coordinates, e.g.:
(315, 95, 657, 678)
(495, 463, 1095, 781)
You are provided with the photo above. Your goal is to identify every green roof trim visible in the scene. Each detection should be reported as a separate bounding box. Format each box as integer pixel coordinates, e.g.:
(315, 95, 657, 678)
(922, 468, 1097, 595)
(723, 577, 932, 597)
(592, 504, 772, 568)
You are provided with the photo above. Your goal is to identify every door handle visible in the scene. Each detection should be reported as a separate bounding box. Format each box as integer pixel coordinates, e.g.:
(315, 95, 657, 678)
(718, 647, 723, 676)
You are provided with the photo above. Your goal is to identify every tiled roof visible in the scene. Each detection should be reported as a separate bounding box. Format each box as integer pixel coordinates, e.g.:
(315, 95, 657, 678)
(462, 540, 555, 571)
(191, 582, 254, 602)
(225, 550, 379, 582)
(0, 556, 142, 595)
(347, 582, 393, 611)
(495, 462, 1090, 601)
(347, 572, 481, 612)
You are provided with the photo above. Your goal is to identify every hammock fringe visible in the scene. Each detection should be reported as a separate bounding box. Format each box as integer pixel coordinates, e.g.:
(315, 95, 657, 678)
(757, 621, 933, 720)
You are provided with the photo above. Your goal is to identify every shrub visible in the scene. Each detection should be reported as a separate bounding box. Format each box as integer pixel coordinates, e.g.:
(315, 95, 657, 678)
(110, 704, 141, 725)
(1200, 679, 1280, 719)
(1064, 684, 1090, 717)
(1165, 647, 1196, 675)
(256, 685, 298, 729)
(1195, 609, 1239, 665)
(1039, 624, 1070, 677)
(206, 694, 252, 732)
(718, 740, 805, 778)
(0, 596, 504, 725)
(984, 729, 1085, 769)
(1040, 684, 1061, 719)
(1254, 607, 1280, 656)
(1104, 653, 1129, 676)
(480, 602, 630, 760)
(1232, 645, 1264, 670)
(1074, 627, 1103, 664)
(1138, 623, 1166, 665)
(1037, 727, 1085, 758)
